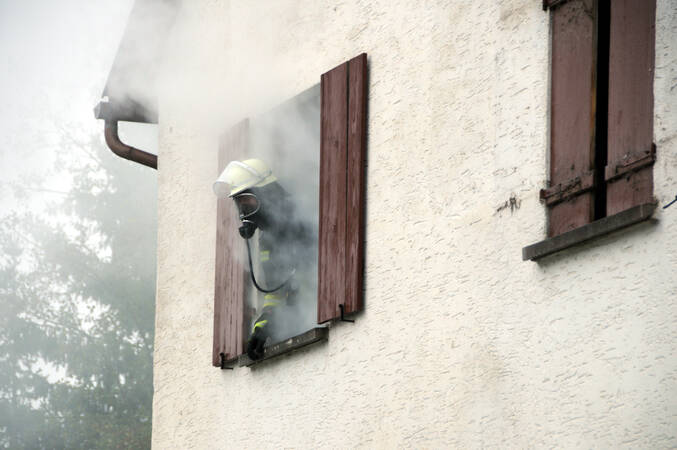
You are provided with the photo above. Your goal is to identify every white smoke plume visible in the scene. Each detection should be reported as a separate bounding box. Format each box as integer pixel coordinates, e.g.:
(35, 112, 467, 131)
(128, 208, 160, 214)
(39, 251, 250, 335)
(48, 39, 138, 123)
(100, 0, 324, 348)
(245, 84, 321, 342)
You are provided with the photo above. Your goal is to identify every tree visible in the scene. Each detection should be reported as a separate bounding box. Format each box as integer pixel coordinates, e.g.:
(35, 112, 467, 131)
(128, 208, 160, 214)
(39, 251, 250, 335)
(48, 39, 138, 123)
(0, 130, 156, 449)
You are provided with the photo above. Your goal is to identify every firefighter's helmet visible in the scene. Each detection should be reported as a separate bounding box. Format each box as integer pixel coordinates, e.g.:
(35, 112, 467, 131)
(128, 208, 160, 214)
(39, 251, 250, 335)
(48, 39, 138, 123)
(213, 158, 277, 198)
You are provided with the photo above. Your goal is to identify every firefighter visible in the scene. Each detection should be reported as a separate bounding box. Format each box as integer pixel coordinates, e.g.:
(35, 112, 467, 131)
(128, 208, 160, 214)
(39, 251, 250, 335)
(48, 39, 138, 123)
(214, 158, 310, 360)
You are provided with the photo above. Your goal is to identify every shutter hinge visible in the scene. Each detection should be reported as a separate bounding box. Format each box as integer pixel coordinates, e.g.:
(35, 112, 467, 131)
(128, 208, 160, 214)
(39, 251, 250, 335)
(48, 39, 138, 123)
(605, 144, 656, 183)
(543, 0, 573, 11)
(338, 304, 355, 323)
(540, 170, 595, 206)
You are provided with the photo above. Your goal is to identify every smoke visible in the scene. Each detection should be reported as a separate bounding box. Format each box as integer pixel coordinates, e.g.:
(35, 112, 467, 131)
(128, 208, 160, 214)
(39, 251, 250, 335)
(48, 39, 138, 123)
(97, 0, 325, 347)
(100, 0, 178, 123)
(246, 84, 321, 343)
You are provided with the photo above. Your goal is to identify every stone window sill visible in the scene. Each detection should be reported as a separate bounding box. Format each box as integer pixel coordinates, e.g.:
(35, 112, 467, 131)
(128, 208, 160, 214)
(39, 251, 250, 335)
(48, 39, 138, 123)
(522, 203, 657, 261)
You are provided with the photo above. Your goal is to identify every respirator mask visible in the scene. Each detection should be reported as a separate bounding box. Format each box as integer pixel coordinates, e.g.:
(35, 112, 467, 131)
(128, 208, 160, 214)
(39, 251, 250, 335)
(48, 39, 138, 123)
(233, 192, 260, 239)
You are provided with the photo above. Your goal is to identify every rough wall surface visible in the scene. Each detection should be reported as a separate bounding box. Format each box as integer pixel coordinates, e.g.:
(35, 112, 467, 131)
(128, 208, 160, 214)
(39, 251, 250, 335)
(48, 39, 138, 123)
(153, 0, 677, 448)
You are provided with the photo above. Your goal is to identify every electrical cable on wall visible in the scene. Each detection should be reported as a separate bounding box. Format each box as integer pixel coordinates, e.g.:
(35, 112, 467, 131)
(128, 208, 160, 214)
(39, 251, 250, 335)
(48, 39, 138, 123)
(663, 195, 677, 209)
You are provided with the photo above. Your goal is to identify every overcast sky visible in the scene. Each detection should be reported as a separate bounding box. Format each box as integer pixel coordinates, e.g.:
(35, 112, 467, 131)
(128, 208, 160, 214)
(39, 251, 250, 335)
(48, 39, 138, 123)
(0, 0, 156, 211)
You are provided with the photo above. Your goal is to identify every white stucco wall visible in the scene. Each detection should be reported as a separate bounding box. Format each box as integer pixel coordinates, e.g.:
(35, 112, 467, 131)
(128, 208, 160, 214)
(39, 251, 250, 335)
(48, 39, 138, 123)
(152, 1, 677, 448)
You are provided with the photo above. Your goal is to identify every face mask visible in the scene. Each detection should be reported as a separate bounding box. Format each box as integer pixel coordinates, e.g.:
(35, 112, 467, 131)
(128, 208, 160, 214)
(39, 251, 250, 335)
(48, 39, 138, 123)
(233, 192, 260, 219)
(232, 184, 290, 240)
(233, 192, 261, 240)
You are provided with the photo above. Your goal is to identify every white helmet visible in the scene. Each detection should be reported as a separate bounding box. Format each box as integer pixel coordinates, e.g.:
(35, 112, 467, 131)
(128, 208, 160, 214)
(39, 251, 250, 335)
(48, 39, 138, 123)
(213, 158, 277, 198)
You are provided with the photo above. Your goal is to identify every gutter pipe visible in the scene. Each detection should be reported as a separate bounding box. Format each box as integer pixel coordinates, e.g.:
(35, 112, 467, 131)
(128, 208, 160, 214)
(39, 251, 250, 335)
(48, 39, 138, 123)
(104, 120, 157, 170)
(94, 100, 158, 170)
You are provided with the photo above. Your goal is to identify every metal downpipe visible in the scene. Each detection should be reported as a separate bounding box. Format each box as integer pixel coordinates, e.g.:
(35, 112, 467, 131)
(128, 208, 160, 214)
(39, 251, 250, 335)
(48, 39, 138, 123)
(104, 120, 157, 170)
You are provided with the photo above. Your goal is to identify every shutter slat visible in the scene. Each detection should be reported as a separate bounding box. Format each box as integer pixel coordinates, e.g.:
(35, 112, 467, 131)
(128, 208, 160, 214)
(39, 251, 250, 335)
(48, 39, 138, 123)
(318, 62, 348, 324)
(606, 0, 655, 216)
(213, 120, 249, 366)
(345, 53, 367, 316)
(548, 0, 596, 237)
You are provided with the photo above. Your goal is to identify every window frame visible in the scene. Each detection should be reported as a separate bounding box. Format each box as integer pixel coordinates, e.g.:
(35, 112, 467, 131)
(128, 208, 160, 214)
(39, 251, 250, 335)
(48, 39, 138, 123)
(212, 54, 368, 367)
(524, 0, 657, 261)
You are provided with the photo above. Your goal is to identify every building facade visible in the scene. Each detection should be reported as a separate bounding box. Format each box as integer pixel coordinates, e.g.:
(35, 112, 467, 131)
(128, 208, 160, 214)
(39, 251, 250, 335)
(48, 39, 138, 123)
(148, 1, 676, 447)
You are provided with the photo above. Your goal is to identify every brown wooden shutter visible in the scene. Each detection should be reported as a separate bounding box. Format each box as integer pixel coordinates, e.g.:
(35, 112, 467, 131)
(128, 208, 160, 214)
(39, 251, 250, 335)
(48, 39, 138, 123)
(543, 0, 597, 237)
(605, 0, 656, 216)
(318, 53, 367, 324)
(212, 120, 249, 366)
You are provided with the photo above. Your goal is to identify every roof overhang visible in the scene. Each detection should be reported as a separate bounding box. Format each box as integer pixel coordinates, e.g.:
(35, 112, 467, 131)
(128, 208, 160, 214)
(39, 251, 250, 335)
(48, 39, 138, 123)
(94, 0, 178, 124)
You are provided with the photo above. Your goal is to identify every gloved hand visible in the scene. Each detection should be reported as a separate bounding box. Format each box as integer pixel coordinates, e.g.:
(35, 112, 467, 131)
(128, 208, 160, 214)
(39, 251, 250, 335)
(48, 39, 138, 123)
(247, 326, 267, 360)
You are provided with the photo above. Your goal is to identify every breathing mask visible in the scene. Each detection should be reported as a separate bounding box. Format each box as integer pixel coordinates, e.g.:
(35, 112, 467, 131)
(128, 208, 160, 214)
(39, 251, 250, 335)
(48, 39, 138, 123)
(233, 192, 260, 239)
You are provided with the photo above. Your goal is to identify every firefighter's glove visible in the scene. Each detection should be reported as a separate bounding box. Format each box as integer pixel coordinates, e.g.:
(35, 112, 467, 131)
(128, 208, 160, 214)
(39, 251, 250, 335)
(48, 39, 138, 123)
(247, 324, 267, 360)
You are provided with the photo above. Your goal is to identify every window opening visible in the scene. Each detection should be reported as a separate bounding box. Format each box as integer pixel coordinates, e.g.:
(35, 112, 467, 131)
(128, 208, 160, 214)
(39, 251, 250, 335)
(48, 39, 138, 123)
(227, 85, 321, 361)
(593, 0, 610, 220)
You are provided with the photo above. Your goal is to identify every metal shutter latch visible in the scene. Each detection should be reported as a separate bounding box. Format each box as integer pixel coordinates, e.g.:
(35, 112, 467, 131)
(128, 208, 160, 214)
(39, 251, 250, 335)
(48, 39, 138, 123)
(540, 170, 596, 206)
(605, 144, 656, 183)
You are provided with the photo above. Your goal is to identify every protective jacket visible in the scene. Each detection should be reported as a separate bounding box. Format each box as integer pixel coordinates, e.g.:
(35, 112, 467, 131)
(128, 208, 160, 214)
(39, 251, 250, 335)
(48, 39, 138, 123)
(243, 184, 313, 360)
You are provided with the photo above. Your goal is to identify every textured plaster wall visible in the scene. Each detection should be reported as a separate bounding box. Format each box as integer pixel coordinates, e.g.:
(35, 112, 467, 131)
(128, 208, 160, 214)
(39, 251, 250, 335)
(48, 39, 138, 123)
(153, 0, 677, 448)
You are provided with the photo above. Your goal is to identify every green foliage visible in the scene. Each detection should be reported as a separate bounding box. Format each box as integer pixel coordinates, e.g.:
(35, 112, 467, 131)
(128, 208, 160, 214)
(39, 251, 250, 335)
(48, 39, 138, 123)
(0, 133, 156, 449)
